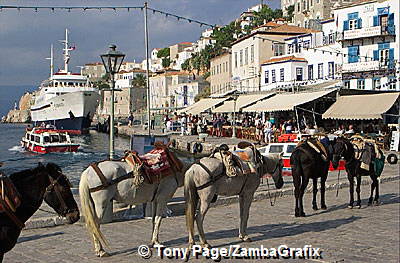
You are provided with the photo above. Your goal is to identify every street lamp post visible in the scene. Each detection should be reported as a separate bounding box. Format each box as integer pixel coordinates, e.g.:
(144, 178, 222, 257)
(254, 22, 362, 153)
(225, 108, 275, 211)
(231, 91, 240, 138)
(101, 45, 125, 160)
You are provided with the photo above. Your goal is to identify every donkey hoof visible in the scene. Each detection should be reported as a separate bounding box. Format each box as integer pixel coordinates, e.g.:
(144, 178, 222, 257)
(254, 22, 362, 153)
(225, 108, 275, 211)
(240, 236, 252, 242)
(149, 242, 162, 248)
(312, 205, 319, 211)
(201, 243, 211, 249)
(321, 205, 327, 210)
(300, 212, 306, 217)
(356, 205, 361, 209)
(367, 202, 373, 206)
(347, 205, 353, 209)
(97, 250, 110, 258)
(373, 200, 381, 206)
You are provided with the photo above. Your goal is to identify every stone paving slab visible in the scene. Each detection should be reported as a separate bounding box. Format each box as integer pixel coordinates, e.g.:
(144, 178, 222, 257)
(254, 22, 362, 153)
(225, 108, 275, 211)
(5, 176, 399, 262)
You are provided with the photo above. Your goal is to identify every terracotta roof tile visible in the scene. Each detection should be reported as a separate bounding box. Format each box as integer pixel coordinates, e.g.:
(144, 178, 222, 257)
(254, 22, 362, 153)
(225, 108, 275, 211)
(267, 24, 319, 34)
(262, 56, 307, 65)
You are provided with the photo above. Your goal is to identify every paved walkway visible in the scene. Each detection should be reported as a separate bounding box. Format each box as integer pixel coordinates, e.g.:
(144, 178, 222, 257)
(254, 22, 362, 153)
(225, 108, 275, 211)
(6, 176, 399, 262)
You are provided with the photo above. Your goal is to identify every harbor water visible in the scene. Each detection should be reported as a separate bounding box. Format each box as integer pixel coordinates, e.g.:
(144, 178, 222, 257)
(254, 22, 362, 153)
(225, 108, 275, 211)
(0, 123, 131, 187)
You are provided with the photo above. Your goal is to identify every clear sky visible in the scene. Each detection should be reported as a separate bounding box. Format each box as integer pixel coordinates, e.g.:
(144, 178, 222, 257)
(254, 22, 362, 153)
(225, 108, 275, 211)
(0, 0, 280, 86)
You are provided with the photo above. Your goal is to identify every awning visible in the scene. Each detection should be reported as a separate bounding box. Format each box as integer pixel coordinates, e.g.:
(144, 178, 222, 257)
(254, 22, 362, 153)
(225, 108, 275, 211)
(212, 93, 274, 113)
(322, 92, 400, 120)
(180, 98, 228, 115)
(243, 89, 335, 112)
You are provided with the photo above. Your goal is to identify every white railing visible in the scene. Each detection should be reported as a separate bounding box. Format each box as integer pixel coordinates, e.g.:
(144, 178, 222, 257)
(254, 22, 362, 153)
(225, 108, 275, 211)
(342, 25, 395, 40)
(342, 61, 381, 72)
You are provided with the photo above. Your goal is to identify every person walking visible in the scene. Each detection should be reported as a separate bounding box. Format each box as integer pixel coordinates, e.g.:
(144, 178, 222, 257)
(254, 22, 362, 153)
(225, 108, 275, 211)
(180, 114, 187, 136)
(264, 118, 273, 144)
(150, 113, 155, 130)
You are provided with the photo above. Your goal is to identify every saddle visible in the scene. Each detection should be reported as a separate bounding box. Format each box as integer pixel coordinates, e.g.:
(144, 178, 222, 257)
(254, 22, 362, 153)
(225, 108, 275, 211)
(124, 142, 183, 185)
(351, 136, 381, 171)
(212, 143, 257, 177)
(0, 175, 21, 213)
(297, 138, 328, 162)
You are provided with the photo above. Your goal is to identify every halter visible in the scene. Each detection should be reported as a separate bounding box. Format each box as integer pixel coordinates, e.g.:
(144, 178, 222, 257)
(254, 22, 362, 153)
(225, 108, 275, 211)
(44, 172, 74, 217)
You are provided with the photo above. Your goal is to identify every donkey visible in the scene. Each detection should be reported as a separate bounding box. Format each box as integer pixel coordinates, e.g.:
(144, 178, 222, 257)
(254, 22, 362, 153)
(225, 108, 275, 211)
(0, 163, 79, 262)
(290, 138, 334, 217)
(79, 147, 189, 257)
(332, 137, 384, 208)
(184, 145, 283, 252)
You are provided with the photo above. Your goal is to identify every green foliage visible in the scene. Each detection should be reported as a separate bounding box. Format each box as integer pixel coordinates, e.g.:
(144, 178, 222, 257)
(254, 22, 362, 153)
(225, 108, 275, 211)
(251, 6, 283, 27)
(202, 71, 210, 80)
(194, 85, 210, 102)
(132, 74, 146, 87)
(181, 59, 192, 71)
(157, 47, 170, 58)
(94, 82, 110, 90)
(285, 5, 294, 22)
(162, 57, 171, 68)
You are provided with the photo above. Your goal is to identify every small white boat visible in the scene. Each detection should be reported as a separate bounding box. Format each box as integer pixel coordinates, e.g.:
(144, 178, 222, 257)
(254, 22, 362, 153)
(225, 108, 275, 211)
(21, 127, 79, 154)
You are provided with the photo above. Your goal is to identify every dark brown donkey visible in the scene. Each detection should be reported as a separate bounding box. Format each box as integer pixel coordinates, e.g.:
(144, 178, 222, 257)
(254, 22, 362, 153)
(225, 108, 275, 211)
(0, 163, 80, 262)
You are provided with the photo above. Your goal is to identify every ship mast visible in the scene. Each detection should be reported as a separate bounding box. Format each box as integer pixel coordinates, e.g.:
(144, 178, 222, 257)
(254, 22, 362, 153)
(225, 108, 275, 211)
(60, 28, 74, 74)
(45, 44, 54, 77)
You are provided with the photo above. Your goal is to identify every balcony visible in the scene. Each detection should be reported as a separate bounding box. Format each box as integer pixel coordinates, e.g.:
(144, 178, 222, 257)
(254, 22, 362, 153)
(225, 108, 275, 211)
(342, 60, 393, 73)
(340, 25, 395, 40)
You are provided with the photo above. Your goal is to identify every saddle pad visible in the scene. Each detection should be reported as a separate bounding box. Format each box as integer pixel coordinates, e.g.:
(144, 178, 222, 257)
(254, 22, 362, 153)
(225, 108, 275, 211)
(233, 149, 257, 174)
(140, 148, 171, 176)
(0, 176, 21, 213)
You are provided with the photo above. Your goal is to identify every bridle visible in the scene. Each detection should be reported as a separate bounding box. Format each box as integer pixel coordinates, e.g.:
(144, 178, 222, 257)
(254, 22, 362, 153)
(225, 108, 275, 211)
(44, 171, 75, 217)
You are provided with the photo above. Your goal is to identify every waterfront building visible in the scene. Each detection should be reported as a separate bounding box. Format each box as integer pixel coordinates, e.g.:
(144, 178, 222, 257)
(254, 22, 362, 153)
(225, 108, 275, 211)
(231, 24, 315, 92)
(210, 50, 232, 95)
(260, 19, 342, 91)
(82, 62, 105, 82)
(99, 69, 147, 117)
(335, 0, 399, 91)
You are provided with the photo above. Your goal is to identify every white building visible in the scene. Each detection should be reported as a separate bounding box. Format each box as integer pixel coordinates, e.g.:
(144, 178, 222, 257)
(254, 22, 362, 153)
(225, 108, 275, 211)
(260, 19, 343, 91)
(173, 47, 194, 70)
(335, 0, 399, 91)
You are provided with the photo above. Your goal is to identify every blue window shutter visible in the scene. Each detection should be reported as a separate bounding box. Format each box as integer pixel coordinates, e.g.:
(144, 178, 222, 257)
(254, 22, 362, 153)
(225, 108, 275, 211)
(389, 48, 394, 68)
(373, 16, 379, 26)
(358, 18, 362, 29)
(373, 50, 379, 61)
(344, 20, 349, 31)
(388, 13, 394, 25)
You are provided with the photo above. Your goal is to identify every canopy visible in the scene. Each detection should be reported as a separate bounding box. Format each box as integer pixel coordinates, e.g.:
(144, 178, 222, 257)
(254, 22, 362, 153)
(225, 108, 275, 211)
(180, 98, 228, 115)
(212, 93, 274, 113)
(243, 89, 335, 112)
(322, 92, 400, 120)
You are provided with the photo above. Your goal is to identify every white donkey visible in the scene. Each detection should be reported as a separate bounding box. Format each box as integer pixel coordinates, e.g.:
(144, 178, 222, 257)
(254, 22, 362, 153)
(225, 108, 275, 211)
(79, 147, 188, 257)
(185, 145, 284, 253)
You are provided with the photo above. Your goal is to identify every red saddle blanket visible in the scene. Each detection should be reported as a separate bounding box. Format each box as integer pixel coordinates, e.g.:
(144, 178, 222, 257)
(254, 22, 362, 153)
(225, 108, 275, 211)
(0, 176, 21, 213)
(139, 148, 172, 176)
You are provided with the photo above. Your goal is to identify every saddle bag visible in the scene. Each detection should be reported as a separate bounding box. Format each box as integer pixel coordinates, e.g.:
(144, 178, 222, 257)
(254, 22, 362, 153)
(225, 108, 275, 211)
(0, 175, 22, 213)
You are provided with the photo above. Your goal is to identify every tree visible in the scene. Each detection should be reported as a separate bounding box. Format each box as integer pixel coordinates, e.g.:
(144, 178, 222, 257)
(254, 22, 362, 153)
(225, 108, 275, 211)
(162, 57, 171, 68)
(194, 85, 210, 102)
(132, 74, 146, 87)
(251, 6, 283, 27)
(181, 59, 192, 71)
(285, 5, 295, 22)
(157, 47, 170, 58)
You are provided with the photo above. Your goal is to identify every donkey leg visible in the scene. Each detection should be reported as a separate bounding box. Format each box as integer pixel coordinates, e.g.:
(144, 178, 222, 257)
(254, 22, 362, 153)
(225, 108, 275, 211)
(374, 177, 380, 204)
(299, 177, 309, 217)
(355, 176, 362, 208)
(150, 201, 167, 246)
(320, 174, 327, 210)
(92, 196, 112, 257)
(0, 253, 3, 263)
(239, 194, 254, 242)
(196, 197, 212, 248)
(293, 175, 302, 217)
(348, 175, 355, 208)
(312, 178, 319, 211)
(93, 234, 109, 257)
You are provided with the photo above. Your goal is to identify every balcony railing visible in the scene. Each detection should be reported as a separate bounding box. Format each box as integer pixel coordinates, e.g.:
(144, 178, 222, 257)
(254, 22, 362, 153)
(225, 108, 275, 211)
(339, 25, 395, 40)
(342, 60, 395, 73)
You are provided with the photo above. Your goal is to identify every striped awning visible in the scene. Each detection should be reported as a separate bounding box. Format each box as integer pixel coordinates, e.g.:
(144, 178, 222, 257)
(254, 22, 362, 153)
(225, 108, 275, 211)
(180, 98, 228, 115)
(243, 89, 335, 112)
(212, 93, 274, 113)
(322, 92, 400, 120)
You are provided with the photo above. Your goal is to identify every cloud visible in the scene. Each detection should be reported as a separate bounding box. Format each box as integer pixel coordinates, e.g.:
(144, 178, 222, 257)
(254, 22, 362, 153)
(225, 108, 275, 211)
(0, 0, 280, 85)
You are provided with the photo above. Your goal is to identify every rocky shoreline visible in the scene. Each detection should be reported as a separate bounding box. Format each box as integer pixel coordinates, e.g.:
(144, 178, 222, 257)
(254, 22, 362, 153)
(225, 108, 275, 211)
(2, 92, 35, 123)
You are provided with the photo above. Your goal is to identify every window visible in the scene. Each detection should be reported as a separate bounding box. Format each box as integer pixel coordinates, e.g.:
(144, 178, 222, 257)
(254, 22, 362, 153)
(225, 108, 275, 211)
(250, 45, 254, 63)
(296, 68, 303, 81)
(240, 50, 243, 66)
(379, 48, 389, 66)
(265, 70, 269, 84)
(245, 47, 248, 65)
(328, 62, 334, 78)
(357, 79, 365, 89)
(372, 78, 381, 90)
(272, 69, 276, 83)
(280, 68, 285, 82)
(349, 19, 358, 30)
(388, 77, 396, 90)
(234, 52, 238, 68)
(274, 44, 285, 56)
(270, 145, 284, 153)
(34, 136, 40, 143)
(348, 46, 359, 63)
(344, 12, 362, 31)
(288, 44, 293, 54)
(344, 80, 350, 89)
(318, 63, 323, 79)
(308, 65, 313, 80)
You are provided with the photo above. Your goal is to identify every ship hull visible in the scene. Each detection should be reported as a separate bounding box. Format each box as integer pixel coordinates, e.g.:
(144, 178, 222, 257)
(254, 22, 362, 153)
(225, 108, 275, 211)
(31, 91, 100, 134)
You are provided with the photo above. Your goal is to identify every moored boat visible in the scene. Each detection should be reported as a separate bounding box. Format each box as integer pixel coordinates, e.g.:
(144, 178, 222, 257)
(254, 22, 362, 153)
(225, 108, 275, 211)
(21, 127, 79, 154)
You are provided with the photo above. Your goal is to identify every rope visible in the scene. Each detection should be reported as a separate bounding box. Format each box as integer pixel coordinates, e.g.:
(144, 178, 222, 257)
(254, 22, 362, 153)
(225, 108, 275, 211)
(265, 176, 277, 206)
(336, 169, 341, 197)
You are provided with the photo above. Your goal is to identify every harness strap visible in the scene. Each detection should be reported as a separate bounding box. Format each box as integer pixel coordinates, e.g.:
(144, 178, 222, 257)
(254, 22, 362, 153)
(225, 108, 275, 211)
(90, 163, 109, 188)
(89, 172, 134, 193)
(0, 197, 25, 229)
(195, 162, 225, 191)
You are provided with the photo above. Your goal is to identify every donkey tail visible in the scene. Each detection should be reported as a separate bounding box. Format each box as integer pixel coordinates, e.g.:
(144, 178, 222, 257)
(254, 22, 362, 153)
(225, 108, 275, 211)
(79, 169, 109, 248)
(184, 167, 198, 244)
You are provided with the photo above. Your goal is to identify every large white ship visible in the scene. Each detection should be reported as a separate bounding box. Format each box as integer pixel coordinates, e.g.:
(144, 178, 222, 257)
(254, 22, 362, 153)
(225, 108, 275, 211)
(31, 29, 100, 134)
